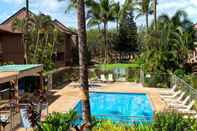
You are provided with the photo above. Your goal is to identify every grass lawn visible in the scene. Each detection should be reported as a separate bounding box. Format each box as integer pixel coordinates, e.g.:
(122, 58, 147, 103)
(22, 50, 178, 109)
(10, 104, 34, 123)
(97, 63, 140, 70)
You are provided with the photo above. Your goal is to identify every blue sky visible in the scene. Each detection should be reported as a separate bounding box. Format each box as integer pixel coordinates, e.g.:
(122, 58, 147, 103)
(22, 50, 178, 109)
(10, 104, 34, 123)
(0, 0, 197, 28)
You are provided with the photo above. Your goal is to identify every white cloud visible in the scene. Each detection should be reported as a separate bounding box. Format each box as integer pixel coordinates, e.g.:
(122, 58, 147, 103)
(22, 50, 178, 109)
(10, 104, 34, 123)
(190, 0, 197, 6)
(2, 0, 24, 5)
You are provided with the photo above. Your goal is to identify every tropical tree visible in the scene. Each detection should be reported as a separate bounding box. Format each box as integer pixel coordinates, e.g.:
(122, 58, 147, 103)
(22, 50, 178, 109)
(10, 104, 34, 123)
(136, 0, 153, 30)
(112, 9, 138, 61)
(13, 14, 61, 71)
(153, 0, 157, 30)
(114, 0, 136, 31)
(141, 22, 193, 72)
(157, 10, 193, 31)
(87, 0, 118, 63)
(77, 0, 92, 130)
(113, 2, 120, 31)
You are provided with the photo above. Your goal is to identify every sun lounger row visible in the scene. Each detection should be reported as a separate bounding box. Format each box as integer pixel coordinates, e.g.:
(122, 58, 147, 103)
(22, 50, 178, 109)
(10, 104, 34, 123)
(98, 74, 127, 82)
(160, 85, 197, 116)
(99, 74, 114, 82)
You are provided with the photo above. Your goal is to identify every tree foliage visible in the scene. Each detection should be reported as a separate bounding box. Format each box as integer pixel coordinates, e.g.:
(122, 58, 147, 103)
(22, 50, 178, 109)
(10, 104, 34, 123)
(139, 10, 194, 72)
(13, 14, 64, 71)
(112, 10, 138, 59)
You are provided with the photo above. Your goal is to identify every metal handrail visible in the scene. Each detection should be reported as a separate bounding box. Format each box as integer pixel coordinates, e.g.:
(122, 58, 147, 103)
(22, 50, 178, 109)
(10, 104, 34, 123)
(173, 75, 197, 93)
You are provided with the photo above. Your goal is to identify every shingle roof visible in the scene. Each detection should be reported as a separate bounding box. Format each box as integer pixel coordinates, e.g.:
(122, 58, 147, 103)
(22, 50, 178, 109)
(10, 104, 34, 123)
(0, 7, 76, 35)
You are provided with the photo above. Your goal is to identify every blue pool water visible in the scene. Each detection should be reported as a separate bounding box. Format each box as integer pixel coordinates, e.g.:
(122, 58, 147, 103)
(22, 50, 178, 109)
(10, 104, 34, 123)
(74, 92, 154, 124)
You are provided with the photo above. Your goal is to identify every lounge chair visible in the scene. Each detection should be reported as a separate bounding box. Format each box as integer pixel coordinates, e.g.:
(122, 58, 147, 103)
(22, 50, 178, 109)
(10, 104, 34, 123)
(161, 90, 181, 99)
(20, 108, 32, 128)
(168, 96, 190, 108)
(159, 84, 177, 95)
(165, 92, 185, 103)
(108, 74, 114, 82)
(177, 100, 196, 114)
(0, 114, 9, 123)
(183, 114, 197, 119)
(100, 74, 107, 82)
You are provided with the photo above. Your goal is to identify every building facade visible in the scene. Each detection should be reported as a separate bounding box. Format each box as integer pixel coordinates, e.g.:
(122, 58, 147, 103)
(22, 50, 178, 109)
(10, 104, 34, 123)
(0, 8, 78, 67)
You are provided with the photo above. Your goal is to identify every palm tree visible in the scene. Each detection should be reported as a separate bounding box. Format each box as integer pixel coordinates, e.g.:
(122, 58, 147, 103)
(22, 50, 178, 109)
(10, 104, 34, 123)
(87, 0, 117, 63)
(114, 0, 135, 31)
(136, 0, 152, 30)
(153, 0, 157, 30)
(157, 10, 193, 31)
(113, 2, 120, 31)
(77, 0, 91, 129)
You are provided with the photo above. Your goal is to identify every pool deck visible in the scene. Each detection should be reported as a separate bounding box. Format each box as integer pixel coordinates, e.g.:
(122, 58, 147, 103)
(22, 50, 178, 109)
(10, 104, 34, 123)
(48, 82, 166, 113)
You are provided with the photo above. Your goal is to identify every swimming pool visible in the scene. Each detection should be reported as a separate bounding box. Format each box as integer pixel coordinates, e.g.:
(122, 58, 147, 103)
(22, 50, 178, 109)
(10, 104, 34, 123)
(74, 92, 154, 124)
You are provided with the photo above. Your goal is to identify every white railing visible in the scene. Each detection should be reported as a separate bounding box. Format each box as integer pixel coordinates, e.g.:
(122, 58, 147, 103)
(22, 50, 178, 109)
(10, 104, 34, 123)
(172, 75, 197, 100)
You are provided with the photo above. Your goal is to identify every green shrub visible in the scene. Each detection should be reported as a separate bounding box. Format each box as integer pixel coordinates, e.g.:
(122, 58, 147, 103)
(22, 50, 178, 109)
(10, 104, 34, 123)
(92, 120, 132, 131)
(192, 75, 197, 89)
(92, 112, 197, 131)
(97, 64, 140, 71)
(154, 112, 197, 131)
(36, 110, 78, 131)
(174, 69, 186, 77)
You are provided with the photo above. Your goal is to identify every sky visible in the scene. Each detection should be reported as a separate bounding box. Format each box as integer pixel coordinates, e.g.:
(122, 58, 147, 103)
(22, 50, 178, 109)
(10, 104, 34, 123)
(0, 0, 197, 28)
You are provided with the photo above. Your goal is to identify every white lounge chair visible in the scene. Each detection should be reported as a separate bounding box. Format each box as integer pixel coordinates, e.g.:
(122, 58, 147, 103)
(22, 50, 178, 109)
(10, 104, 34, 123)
(177, 100, 196, 114)
(108, 74, 114, 82)
(168, 96, 190, 108)
(165, 92, 185, 103)
(20, 108, 32, 129)
(100, 74, 107, 82)
(161, 90, 181, 99)
(159, 84, 177, 95)
(183, 114, 197, 119)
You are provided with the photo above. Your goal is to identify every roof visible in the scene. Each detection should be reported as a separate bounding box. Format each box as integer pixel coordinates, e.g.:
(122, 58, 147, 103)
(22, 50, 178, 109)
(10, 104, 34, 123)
(0, 7, 77, 35)
(53, 20, 77, 35)
(0, 64, 43, 79)
(0, 27, 22, 34)
(1, 7, 27, 25)
(0, 64, 42, 72)
(0, 72, 18, 84)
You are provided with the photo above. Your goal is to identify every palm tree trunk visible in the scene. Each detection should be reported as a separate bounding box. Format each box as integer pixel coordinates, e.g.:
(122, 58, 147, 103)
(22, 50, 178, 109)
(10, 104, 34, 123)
(116, 19, 119, 32)
(154, 0, 157, 30)
(146, 12, 149, 31)
(103, 22, 108, 63)
(33, 30, 40, 62)
(77, 0, 91, 129)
